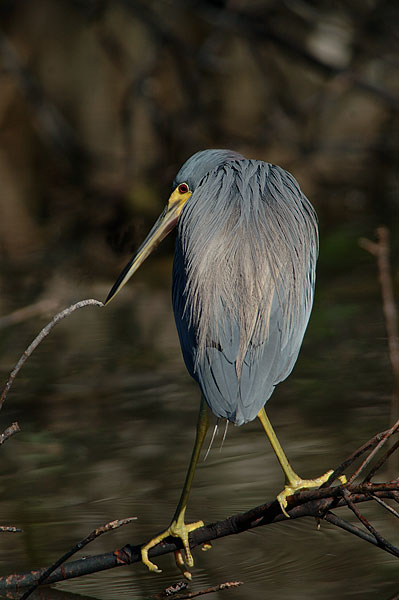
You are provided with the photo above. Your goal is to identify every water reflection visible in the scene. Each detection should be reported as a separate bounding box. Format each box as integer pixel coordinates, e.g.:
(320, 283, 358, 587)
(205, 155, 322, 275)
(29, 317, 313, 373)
(0, 267, 397, 599)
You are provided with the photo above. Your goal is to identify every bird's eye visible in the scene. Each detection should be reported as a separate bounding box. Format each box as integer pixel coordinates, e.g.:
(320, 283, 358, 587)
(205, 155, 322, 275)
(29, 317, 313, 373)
(178, 183, 189, 194)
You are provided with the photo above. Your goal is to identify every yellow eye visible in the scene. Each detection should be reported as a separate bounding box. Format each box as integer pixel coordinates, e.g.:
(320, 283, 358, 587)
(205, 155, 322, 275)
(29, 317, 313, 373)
(178, 183, 189, 194)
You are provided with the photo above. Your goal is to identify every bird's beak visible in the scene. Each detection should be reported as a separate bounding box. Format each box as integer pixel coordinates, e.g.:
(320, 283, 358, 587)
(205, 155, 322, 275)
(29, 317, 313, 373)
(104, 187, 191, 305)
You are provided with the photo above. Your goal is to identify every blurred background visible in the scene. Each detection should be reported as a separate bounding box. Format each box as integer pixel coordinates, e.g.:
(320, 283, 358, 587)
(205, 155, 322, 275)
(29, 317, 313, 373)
(0, 1, 398, 599)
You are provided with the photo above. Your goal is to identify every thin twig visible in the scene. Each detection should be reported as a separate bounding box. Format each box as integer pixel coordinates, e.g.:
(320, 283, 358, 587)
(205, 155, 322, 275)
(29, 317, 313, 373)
(19, 517, 136, 600)
(360, 227, 399, 463)
(0, 525, 23, 533)
(369, 494, 399, 519)
(153, 581, 189, 598)
(359, 228, 399, 391)
(340, 488, 399, 557)
(0, 299, 103, 412)
(171, 581, 243, 599)
(345, 419, 399, 485)
(0, 421, 20, 445)
(153, 580, 243, 599)
(323, 511, 393, 551)
(364, 437, 399, 482)
(322, 424, 399, 488)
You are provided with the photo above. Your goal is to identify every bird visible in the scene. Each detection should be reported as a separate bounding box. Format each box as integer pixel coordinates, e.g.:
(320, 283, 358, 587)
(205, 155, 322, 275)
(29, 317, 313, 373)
(105, 149, 341, 578)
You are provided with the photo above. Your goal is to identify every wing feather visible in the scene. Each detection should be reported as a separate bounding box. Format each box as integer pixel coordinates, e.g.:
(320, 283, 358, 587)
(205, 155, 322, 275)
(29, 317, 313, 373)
(172, 159, 318, 425)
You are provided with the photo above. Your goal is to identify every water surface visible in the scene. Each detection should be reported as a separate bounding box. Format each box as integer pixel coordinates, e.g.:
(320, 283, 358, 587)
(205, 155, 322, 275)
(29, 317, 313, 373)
(0, 255, 397, 599)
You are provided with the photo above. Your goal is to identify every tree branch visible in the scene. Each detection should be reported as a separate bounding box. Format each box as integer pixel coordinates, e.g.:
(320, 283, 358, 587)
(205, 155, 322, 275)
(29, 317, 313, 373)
(0, 299, 103, 412)
(345, 419, 399, 485)
(1, 482, 397, 591)
(0, 525, 23, 533)
(321, 421, 399, 487)
(340, 487, 399, 557)
(152, 580, 243, 599)
(0, 422, 20, 446)
(360, 227, 399, 471)
(19, 517, 136, 600)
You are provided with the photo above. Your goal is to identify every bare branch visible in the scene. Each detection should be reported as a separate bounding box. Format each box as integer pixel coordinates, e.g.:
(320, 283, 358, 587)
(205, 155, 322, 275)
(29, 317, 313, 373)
(0, 422, 20, 445)
(19, 517, 136, 600)
(369, 494, 399, 519)
(0, 299, 103, 412)
(364, 437, 399, 482)
(152, 580, 243, 599)
(0, 525, 23, 533)
(322, 423, 399, 488)
(340, 488, 399, 557)
(1, 482, 397, 591)
(359, 227, 399, 431)
(323, 511, 393, 551)
(346, 419, 399, 485)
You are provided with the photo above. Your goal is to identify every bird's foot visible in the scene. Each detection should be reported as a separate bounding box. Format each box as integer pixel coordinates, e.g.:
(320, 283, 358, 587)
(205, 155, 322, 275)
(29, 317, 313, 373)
(141, 516, 204, 579)
(277, 470, 347, 518)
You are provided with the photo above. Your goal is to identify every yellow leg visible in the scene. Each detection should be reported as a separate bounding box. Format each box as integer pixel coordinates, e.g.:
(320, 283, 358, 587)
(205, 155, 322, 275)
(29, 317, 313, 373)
(257, 407, 345, 517)
(141, 397, 209, 578)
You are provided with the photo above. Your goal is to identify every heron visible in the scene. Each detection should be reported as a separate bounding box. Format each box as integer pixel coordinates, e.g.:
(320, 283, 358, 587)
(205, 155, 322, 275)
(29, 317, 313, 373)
(105, 149, 340, 577)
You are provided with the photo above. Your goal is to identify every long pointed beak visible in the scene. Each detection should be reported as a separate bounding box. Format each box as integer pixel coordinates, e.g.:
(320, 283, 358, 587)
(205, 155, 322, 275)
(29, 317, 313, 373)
(105, 189, 191, 305)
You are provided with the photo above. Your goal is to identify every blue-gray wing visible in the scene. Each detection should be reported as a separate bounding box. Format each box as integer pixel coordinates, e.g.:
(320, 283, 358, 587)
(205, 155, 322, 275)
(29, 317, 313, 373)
(172, 159, 318, 425)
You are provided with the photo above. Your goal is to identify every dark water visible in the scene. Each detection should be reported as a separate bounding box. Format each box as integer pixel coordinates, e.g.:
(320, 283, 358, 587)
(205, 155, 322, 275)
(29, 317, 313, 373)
(0, 251, 397, 599)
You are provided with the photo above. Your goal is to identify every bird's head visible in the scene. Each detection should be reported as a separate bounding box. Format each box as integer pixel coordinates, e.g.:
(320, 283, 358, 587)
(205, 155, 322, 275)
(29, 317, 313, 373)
(104, 149, 244, 305)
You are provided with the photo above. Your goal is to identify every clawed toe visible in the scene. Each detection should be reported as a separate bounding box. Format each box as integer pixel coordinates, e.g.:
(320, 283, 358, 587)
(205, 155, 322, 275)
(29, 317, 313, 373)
(277, 469, 344, 517)
(140, 518, 204, 578)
